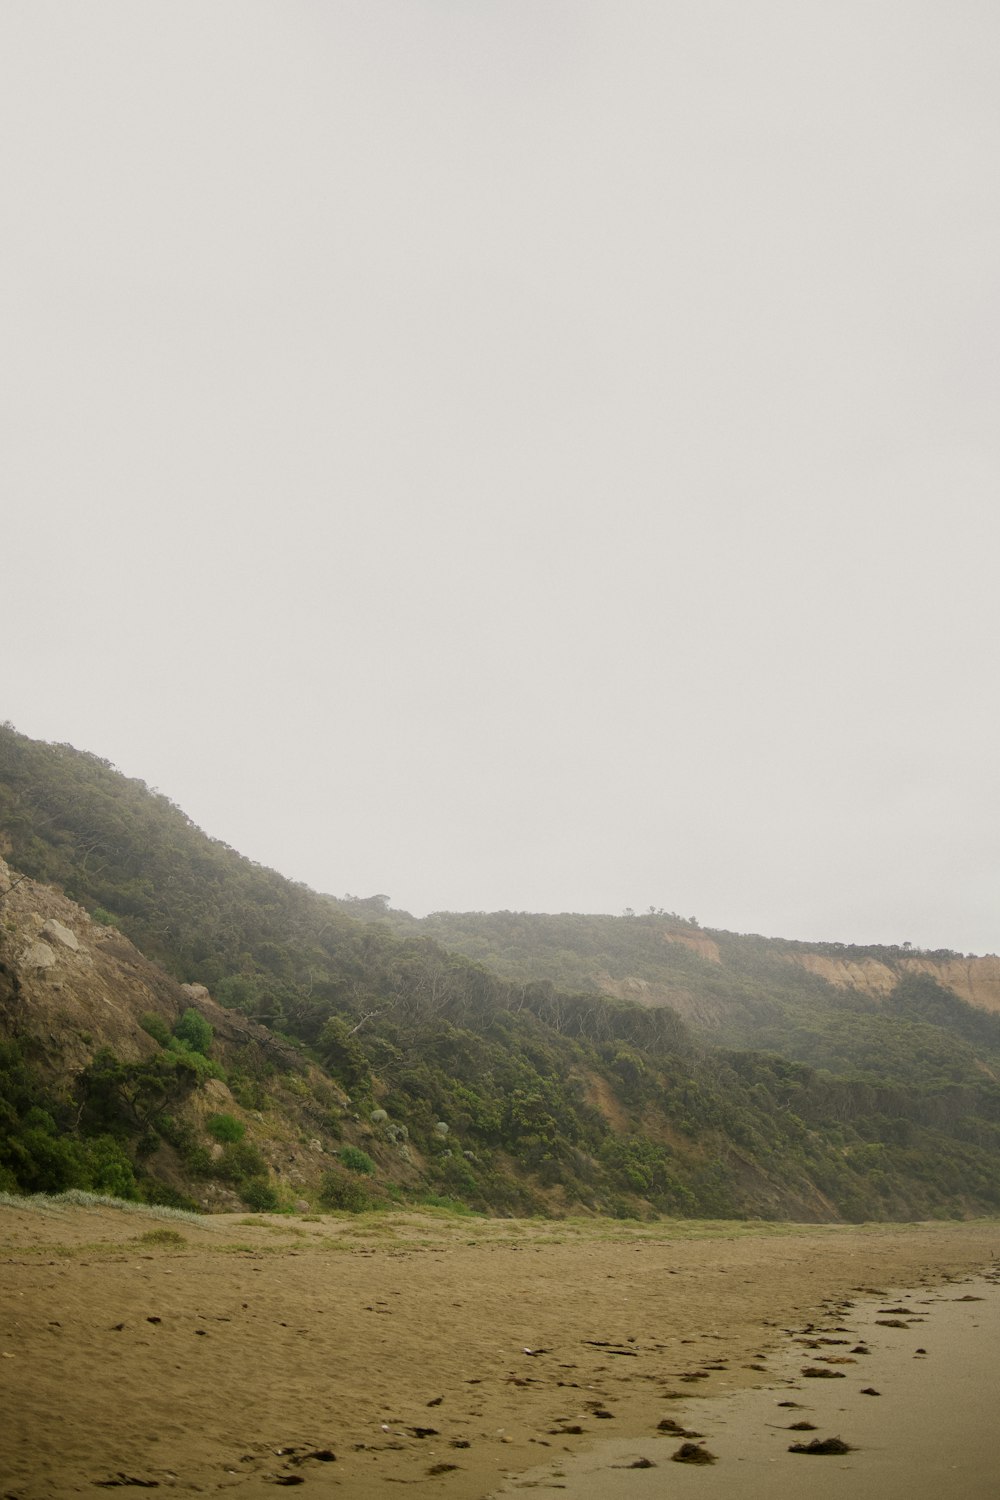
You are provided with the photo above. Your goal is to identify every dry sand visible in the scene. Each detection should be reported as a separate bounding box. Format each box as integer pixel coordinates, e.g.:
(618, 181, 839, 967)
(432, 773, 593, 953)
(1, 1203, 997, 1498)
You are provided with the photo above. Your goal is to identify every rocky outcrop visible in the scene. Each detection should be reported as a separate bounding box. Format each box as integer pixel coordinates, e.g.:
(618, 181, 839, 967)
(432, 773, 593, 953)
(41, 918, 79, 952)
(20, 941, 57, 972)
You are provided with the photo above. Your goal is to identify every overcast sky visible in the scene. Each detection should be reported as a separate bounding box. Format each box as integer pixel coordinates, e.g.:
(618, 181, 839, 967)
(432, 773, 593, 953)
(3, 2, 998, 953)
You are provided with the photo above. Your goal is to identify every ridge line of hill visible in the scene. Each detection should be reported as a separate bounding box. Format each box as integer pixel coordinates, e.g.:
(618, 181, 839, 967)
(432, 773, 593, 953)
(2, 722, 999, 1222)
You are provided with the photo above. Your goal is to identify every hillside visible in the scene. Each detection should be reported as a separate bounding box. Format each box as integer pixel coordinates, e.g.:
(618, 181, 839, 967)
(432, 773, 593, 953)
(2, 722, 1000, 1223)
(350, 904, 1000, 1085)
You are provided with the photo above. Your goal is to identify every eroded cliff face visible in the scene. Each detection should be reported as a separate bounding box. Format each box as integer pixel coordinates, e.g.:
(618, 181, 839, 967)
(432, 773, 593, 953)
(593, 971, 730, 1028)
(786, 951, 1000, 1014)
(0, 855, 184, 1077)
(590, 931, 724, 1025)
(661, 930, 722, 964)
(0, 856, 309, 1078)
(0, 857, 351, 1206)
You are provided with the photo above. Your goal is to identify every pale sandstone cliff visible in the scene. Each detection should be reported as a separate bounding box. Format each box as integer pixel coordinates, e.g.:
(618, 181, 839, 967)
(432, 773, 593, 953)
(785, 951, 1000, 1015)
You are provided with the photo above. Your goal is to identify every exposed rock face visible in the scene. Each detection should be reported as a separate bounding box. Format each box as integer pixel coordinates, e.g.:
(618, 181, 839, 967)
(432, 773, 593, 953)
(662, 930, 721, 964)
(0, 860, 188, 1075)
(41, 918, 80, 952)
(900, 955, 1000, 1013)
(594, 971, 728, 1027)
(786, 952, 1000, 1015)
(0, 856, 311, 1081)
(0, 854, 358, 1208)
(790, 953, 899, 996)
(20, 941, 57, 972)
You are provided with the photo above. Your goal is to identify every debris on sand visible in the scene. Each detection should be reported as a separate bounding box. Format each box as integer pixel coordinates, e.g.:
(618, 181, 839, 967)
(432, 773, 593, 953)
(657, 1418, 703, 1437)
(612, 1457, 656, 1469)
(93, 1479, 160, 1490)
(671, 1442, 718, 1465)
(860, 1387, 881, 1396)
(787, 1421, 818, 1431)
(876, 1318, 910, 1329)
(801, 1366, 846, 1378)
(788, 1436, 853, 1455)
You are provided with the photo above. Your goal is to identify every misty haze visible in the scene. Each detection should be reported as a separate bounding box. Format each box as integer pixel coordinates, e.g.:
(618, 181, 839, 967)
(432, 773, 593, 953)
(3, 4, 999, 1496)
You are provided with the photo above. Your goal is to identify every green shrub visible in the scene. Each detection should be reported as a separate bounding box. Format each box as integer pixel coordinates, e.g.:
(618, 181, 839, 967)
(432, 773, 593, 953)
(317, 1016, 372, 1097)
(172, 1008, 214, 1057)
(240, 1180, 279, 1211)
(138, 1178, 202, 1212)
(339, 1145, 375, 1175)
(213, 1140, 268, 1184)
(139, 1013, 171, 1047)
(206, 1113, 245, 1143)
(166, 1038, 226, 1081)
(78, 1047, 197, 1135)
(84, 1135, 139, 1199)
(228, 1074, 269, 1111)
(318, 1170, 370, 1212)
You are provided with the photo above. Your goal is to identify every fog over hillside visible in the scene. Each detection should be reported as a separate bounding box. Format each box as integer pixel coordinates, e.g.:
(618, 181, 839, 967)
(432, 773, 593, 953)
(3, 3, 998, 951)
(3, 722, 1000, 1223)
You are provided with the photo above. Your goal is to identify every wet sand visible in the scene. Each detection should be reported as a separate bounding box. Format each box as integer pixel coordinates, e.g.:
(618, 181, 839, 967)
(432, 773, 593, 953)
(489, 1272, 1000, 1498)
(1, 1203, 997, 1498)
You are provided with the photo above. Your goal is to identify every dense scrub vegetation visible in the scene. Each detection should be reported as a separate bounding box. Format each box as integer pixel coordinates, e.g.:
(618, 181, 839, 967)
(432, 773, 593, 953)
(2, 722, 1000, 1221)
(365, 907, 1000, 1084)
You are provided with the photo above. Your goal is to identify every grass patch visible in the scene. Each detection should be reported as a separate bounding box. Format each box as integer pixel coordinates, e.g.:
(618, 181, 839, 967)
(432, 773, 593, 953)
(413, 1195, 481, 1218)
(236, 1218, 306, 1236)
(0, 1189, 205, 1225)
(136, 1227, 187, 1248)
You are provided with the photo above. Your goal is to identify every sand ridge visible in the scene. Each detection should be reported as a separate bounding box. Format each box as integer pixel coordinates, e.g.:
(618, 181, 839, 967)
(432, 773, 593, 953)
(1, 1205, 997, 1498)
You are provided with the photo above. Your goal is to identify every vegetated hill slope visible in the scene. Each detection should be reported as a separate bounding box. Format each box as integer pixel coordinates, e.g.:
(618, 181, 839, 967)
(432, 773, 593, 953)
(0, 855, 358, 1210)
(2, 722, 1000, 1222)
(351, 904, 1000, 1085)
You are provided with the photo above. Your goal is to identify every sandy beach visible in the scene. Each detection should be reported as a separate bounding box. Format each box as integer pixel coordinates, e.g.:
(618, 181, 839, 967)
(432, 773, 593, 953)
(490, 1271, 1000, 1498)
(1, 1203, 997, 1498)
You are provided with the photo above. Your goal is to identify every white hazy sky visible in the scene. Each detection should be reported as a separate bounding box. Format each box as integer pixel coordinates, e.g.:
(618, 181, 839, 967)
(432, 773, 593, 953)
(3, 3, 998, 953)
